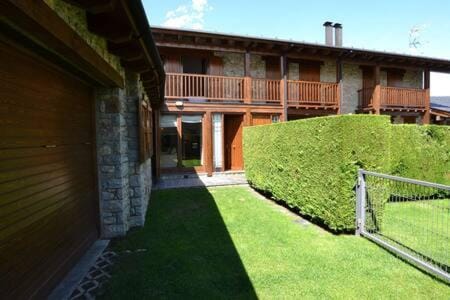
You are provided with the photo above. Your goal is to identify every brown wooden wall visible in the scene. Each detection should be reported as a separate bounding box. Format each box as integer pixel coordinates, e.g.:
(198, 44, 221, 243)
(0, 40, 98, 299)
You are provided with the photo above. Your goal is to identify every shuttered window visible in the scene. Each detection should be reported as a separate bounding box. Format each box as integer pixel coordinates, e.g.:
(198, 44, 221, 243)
(139, 100, 153, 162)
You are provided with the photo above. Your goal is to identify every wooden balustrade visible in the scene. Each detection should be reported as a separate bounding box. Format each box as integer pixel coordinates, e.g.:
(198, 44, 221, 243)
(380, 86, 426, 108)
(251, 79, 281, 104)
(358, 86, 426, 109)
(165, 73, 340, 107)
(165, 73, 245, 102)
(287, 81, 339, 107)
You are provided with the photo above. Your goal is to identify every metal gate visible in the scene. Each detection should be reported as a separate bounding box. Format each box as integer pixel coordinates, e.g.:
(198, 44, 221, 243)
(356, 169, 450, 282)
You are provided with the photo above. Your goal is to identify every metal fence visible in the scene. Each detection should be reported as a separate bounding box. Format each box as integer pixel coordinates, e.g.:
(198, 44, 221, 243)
(356, 169, 450, 282)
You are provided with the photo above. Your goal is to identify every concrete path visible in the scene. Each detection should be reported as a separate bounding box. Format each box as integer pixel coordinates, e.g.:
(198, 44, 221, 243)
(154, 172, 248, 190)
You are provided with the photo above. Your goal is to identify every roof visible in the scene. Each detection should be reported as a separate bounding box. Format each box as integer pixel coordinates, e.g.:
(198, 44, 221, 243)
(152, 26, 450, 73)
(431, 96, 450, 113)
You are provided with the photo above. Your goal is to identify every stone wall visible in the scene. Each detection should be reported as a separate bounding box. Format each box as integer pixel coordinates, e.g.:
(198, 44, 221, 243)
(215, 52, 266, 78)
(341, 63, 363, 114)
(95, 72, 152, 238)
(320, 59, 336, 83)
(403, 70, 423, 88)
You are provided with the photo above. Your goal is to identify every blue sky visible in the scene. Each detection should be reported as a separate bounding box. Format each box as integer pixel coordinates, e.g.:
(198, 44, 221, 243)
(143, 0, 450, 96)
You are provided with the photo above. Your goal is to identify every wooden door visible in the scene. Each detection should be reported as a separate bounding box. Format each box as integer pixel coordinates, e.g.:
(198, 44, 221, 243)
(387, 70, 404, 87)
(362, 67, 375, 106)
(0, 40, 98, 299)
(265, 57, 281, 80)
(208, 56, 224, 99)
(299, 63, 320, 82)
(224, 115, 243, 170)
(252, 114, 272, 126)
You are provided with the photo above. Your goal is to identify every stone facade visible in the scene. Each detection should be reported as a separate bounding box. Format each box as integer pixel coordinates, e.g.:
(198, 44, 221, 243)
(341, 63, 363, 114)
(216, 52, 266, 79)
(288, 63, 299, 80)
(95, 72, 152, 238)
(320, 59, 337, 83)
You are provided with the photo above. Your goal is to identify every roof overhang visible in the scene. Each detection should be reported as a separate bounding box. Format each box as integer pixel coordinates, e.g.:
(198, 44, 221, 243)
(152, 26, 450, 73)
(1, 0, 165, 106)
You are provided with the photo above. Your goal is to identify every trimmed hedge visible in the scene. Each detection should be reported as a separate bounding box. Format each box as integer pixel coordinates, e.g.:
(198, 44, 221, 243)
(390, 125, 450, 185)
(243, 115, 450, 231)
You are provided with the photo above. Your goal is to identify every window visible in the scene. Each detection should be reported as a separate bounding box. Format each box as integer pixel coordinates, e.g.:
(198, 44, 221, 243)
(139, 101, 153, 162)
(271, 115, 280, 123)
(181, 115, 202, 167)
(160, 114, 178, 168)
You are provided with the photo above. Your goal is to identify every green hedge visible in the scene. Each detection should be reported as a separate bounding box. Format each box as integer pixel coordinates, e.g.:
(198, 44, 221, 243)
(243, 115, 450, 231)
(390, 125, 450, 185)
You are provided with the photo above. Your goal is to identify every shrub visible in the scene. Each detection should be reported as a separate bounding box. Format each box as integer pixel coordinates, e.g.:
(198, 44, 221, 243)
(244, 115, 450, 232)
(243, 115, 391, 231)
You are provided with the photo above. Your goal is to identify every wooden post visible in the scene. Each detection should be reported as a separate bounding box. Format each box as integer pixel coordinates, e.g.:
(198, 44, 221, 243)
(372, 65, 381, 115)
(176, 114, 183, 168)
(204, 111, 213, 176)
(336, 58, 343, 114)
(280, 54, 288, 121)
(153, 108, 161, 181)
(423, 69, 431, 124)
(244, 51, 252, 104)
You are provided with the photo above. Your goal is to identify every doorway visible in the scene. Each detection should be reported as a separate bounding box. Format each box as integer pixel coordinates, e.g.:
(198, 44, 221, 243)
(224, 114, 244, 171)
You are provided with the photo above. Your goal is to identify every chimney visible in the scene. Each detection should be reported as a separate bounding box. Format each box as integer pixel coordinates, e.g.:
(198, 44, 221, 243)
(334, 23, 343, 47)
(323, 21, 334, 46)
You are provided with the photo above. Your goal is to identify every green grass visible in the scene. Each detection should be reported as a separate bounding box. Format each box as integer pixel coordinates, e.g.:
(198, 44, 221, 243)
(377, 199, 449, 269)
(182, 159, 201, 167)
(99, 187, 449, 299)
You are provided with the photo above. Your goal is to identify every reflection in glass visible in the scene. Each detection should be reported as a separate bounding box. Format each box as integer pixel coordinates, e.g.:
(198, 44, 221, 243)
(182, 115, 202, 167)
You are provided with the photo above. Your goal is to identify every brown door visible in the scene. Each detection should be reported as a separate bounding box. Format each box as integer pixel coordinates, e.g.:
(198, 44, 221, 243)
(299, 62, 320, 82)
(387, 70, 404, 87)
(224, 115, 243, 170)
(362, 67, 375, 106)
(0, 40, 98, 298)
(252, 114, 272, 126)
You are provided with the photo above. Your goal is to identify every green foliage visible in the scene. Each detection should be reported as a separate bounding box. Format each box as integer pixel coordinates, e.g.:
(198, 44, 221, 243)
(390, 125, 450, 185)
(244, 115, 450, 231)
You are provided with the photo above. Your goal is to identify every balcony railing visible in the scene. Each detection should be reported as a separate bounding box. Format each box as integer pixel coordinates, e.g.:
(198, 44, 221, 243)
(165, 73, 339, 107)
(358, 86, 426, 109)
(381, 86, 426, 108)
(287, 81, 339, 107)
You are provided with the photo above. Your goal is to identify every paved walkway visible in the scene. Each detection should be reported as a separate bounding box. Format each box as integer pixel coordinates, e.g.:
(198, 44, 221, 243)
(154, 172, 248, 190)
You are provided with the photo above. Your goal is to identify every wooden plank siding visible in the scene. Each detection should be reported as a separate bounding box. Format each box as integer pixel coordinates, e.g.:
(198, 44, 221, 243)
(0, 40, 98, 299)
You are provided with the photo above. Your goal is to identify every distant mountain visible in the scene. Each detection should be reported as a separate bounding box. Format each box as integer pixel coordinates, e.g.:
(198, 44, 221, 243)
(431, 96, 450, 112)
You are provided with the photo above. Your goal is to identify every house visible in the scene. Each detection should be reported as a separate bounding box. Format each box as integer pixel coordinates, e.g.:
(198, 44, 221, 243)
(431, 96, 450, 124)
(151, 24, 450, 178)
(0, 0, 164, 298)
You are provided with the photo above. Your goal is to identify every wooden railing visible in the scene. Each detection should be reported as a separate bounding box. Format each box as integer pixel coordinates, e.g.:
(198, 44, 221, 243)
(358, 86, 426, 109)
(287, 81, 339, 106)
(251, 79, 281, 104)
(381, 86, 426, 108)
(165, 73, 245, 102)
(165, 73, 339, 107)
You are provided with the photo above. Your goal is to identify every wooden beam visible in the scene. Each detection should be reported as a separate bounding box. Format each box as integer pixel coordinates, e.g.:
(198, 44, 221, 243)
(1, 0, 123, 87)
(121, 59, 151, 73)
(423, 68, 431, 124)
(86, 12, 133, 43)
(63, 0, 116, 14)
(107, 41, 142, 60)
(281, 54, 288, 121)
(204, 111, 213, 176)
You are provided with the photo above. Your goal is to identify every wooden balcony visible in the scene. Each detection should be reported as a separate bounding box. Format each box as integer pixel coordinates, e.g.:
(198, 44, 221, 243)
(287, 80, 339, 108)
(165, 73, 339, 108)
(358, 86, 427, 110)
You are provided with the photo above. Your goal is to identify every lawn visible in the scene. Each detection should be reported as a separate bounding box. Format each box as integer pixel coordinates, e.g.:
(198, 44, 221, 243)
(99, 186, 449, 299)
(376, 199, 449, 271)
(182, 159, 201, 167)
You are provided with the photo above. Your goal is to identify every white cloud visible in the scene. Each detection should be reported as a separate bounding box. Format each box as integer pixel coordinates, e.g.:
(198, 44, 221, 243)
(162, 0, 212, 30)
(431, 72, 450, 96)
